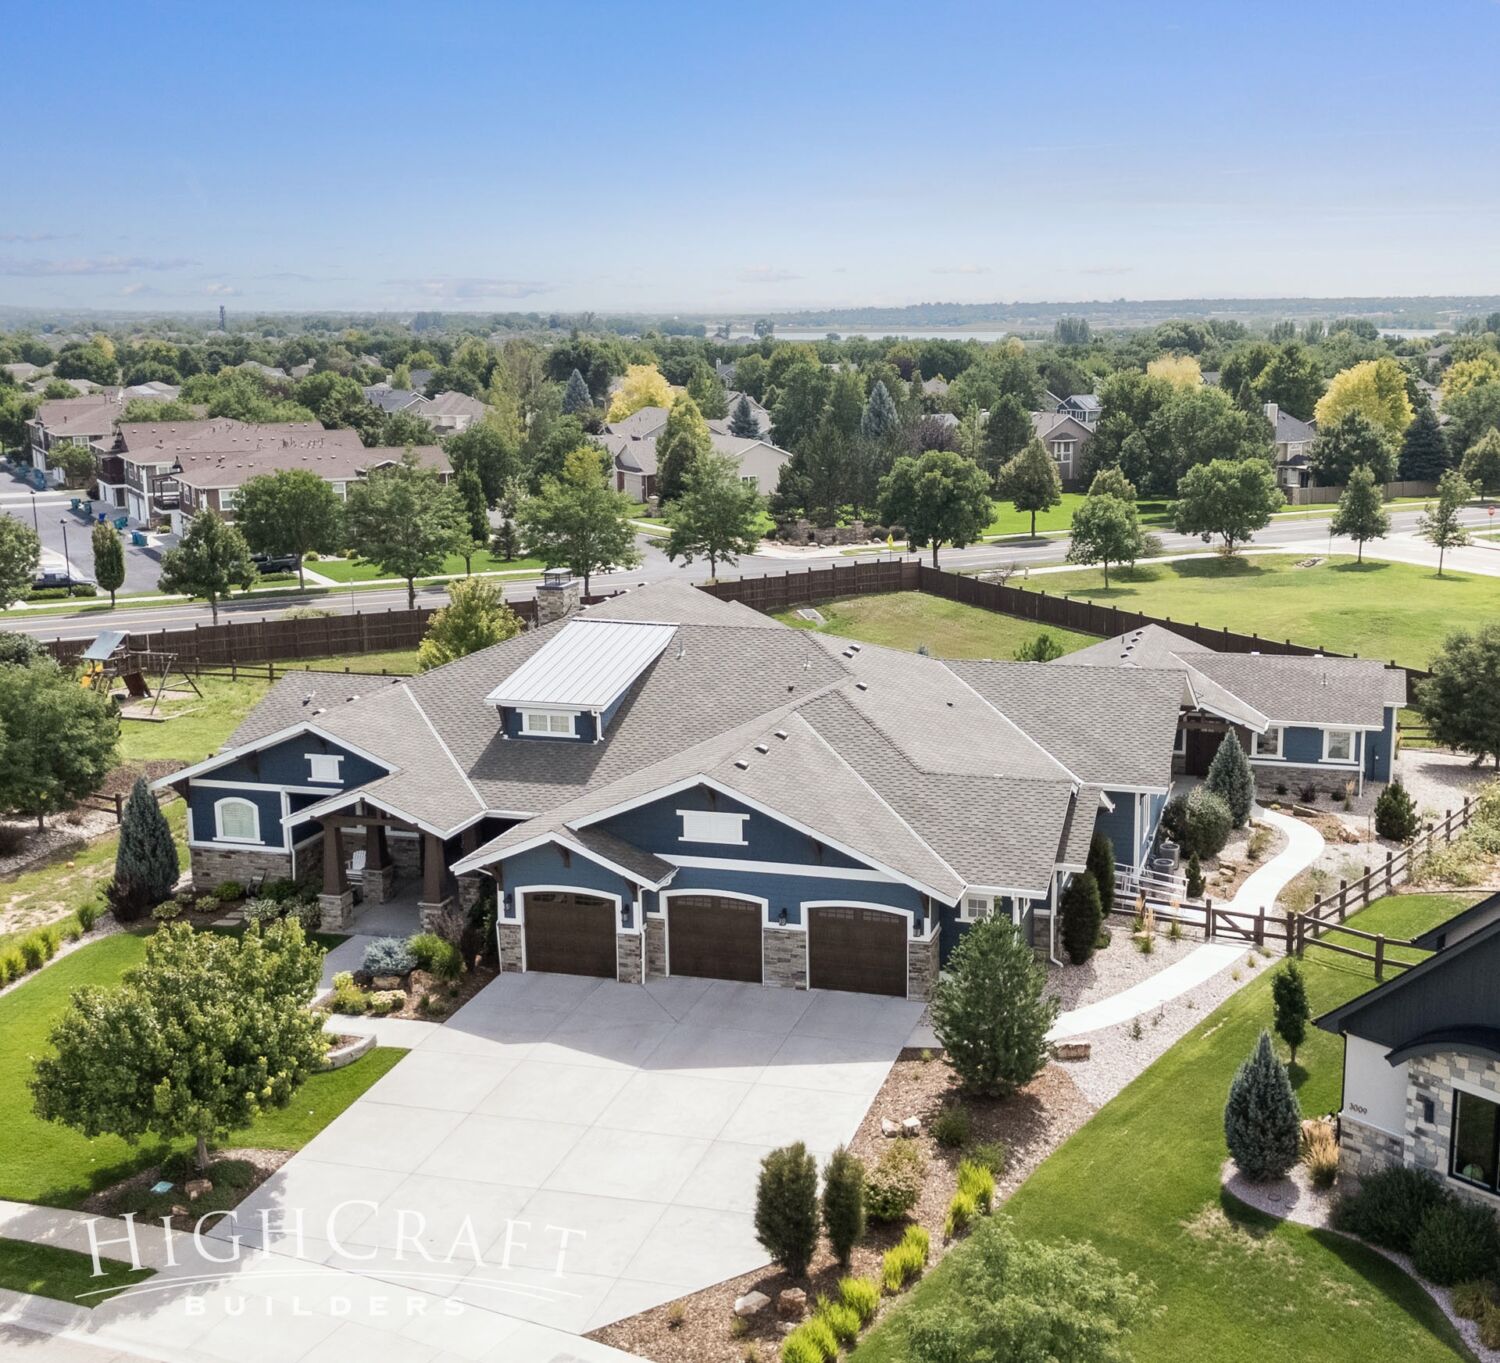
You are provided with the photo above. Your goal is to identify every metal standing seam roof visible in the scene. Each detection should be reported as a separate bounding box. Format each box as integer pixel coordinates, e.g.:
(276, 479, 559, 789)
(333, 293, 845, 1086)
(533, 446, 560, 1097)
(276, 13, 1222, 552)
(483, 619, 678, 711)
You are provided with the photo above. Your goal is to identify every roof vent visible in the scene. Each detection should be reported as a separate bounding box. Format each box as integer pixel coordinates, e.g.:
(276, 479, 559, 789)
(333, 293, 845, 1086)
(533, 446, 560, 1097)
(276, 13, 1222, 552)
(855, 681, 868, 691)
(733, 759, 749, 770)
(774, 729, 788, 740)
(754, 743, 769, 754)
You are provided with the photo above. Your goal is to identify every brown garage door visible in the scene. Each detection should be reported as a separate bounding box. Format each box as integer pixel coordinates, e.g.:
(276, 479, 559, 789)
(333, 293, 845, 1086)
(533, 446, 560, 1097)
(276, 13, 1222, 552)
(524, 892, 616, 977)
(807, 905, 907, 997)
(667, 894, 763, 982)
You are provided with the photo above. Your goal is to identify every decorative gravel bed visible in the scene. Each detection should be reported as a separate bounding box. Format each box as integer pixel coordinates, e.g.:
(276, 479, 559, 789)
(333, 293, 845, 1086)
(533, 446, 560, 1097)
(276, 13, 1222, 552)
(1045, 917, 1201, 1013)
(588, 1055, 1094, 1363)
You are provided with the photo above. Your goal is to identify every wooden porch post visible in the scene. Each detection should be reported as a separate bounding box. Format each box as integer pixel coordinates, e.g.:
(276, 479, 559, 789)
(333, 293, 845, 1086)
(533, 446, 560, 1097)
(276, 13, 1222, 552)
(421, 831, 446, 905)
(322, 822, 345, 896)
(368, 823, 389, 871)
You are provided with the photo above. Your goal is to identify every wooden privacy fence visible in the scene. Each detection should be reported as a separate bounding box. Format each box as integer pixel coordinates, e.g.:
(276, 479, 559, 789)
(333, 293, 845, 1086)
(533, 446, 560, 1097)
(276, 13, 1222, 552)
(42, 599, 540, 671)
(701, 560, 1425, 681)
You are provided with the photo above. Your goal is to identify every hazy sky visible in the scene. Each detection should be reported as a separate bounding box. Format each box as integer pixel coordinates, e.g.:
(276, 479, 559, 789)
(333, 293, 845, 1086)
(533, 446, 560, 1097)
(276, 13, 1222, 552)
(5, 0, 1499, 314)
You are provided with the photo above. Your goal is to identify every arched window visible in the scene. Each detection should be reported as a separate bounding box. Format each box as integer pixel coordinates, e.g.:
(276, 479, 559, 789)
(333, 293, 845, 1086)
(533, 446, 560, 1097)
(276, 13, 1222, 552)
(214, 797, 260, 843)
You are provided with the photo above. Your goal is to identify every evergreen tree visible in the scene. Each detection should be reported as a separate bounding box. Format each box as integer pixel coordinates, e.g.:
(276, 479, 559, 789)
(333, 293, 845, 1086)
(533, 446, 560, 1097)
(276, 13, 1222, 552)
(654, 393, 713, 503)
(1374, 778, 1420, 842)
(1224, 1031, 1302, 1182)
(1399, 403, 1450, 481)
(1206, 730, 1255, 826)
(561, 368, 593, 416)
(755, 1143, 819, 1277)
(1087, 830, 1116, 916)
(860, 380, 900, 442)
(821, 1145, 866, 1269)
(663, 451, 763, 578)
(930, 918, 1058, 1097)
(727, 394, 761, 438)
(981, 393, 1033, 478)
(1329, 464, 1390, 563)
(91, 522, 125, 608)
(155, 510, 257, 624)
(1185, 852, 1205, 899)
(997, 437, 1062, 537)
(107, 775, 179, 921)
(1271, 962, 1310, 1064)
(455, 463, 490, 574)
(1060, 871, 1103, 966)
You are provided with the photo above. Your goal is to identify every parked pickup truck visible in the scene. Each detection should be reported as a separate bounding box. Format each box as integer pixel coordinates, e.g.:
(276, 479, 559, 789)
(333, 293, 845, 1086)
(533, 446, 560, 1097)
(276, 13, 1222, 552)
(250, 552, 300, 575)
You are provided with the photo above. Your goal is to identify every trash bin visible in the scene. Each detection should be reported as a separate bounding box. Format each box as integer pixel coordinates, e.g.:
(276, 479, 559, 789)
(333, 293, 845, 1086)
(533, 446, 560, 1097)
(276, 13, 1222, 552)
(131, 531, 147, 547)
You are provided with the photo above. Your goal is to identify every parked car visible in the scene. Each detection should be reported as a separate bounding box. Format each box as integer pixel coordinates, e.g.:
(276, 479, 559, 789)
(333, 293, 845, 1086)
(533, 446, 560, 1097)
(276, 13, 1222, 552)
(250, 552, 300, 574)
(32, 569, 94, 591)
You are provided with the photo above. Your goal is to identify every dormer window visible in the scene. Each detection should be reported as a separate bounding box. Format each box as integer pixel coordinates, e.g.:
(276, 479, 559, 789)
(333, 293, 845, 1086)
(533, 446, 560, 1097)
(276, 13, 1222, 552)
(307, 753, 344, 783)
(521, 710, 576, 738)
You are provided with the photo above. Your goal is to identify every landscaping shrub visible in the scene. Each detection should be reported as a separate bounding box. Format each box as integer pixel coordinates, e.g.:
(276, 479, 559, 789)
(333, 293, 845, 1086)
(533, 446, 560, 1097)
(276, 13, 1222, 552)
(1206, 730, 1254, 827)
(366, 989, 406, 1016)
(193, 894, 217, 913)
(1087, 830, 1115, 916)
(0, 825, 25, 857)
(1095, 924, 1112, 949)
(1163, 786, 1234, 859)
(1452, 1280, 1494, 1320)
(1271, 960, 1310, 1063)
(214, 880, 244, 902)
(1300, 1121, 1339, 1189)
(106, 777, 179, 922)
(930, 917, 1057, 1097)
(151, 898, 183, 922)
(329, 971, 369, 1015)
(1481, 1301, 1500, 1352)
(1223, 1031, 1301, 1182)
(957, 1158, 996, 1213)
(801, 1315, 839, 1361)
(931, 1102, 971, 1148)
(1331, 1166, 1449, 1252)
(865, 1141, 925, 1222)
(1060, 871, 1103, 965)
(779, 1331, 823, 1363)
(362, 936, 417, 976)
(243, 897, 283, 924)
(1374, 778, 1420, 842)
(261, 878, 300, 903)
(880, 1231, 929, 1295)
(1185, 852, 1204, 898)
(754, 1143, 819, 1276)
(20, 937, 45, 971)
(816, 1298, 861, 1346)
(837, 1276, 879, 1325)
(0, 955, 15, 985)
(944, 1189, 979, 1238)
(1412, 1198, 1500, 1286)
(291, 900, 322, 931)
(76, 901, 100, 932)
(970, 1140, 1008, 1176)
(408, 931, 462, 980)
(821, 1145, 865, 1268)
(1299, 782, 1319, 804)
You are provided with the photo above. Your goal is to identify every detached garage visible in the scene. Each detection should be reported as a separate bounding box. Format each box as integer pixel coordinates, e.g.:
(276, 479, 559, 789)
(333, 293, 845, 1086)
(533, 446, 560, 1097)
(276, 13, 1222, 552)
(523, 891, 616, 977)
(807, 904, 908, 997)
(667, 894, 763, 982)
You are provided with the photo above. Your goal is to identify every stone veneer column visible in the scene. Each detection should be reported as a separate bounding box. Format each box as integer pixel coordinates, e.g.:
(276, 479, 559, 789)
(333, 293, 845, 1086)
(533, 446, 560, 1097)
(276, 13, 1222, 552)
(457, 874, 484, 912)
(1404, 1052, 1500, 1209)
(362, 864, 396, 904)
(318, 890, 354, 933)
(645, 917, 667, 979)
(498, 923, 524, 973)
(763, 925, 807, 989)
(907, 932, 941, 1002)
(616, 932, 643, 985)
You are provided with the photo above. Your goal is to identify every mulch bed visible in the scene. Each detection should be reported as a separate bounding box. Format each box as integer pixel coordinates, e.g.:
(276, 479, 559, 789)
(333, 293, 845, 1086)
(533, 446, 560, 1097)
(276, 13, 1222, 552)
(82, 1147, 292, 1230)
(587, 1051, 1094, 1363)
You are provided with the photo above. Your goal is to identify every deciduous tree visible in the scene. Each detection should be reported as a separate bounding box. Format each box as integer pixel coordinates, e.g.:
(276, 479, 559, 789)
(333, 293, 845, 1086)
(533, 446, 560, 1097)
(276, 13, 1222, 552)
(605, 364, 673, 421)
(997, 437, 1062, 537)
(0, 655, 117, 829)
(1172, 458, 1283, 556)
(156, 510, 257, 623)
(1254, 341, 1324, 421)
(878, 450, 992, 568)
(235, 469, 344, 589)
(31, 920, 327, 1172)
(418, 578, 523, 670)
(1066, 492, 1144, 586)
(1315, 357, 1415, 441)
(654, 394, 713, 504)
(0, 517, 40, 608)
(446, 417, 523, 503)
(518, 445, 641, 594)
(663, 451, 763, 579)
(980, 393, 1032, 477)
(1460, 428, 1500, 495)
(344, 454, 465, 609)
(1329, 464, 1390, 563)
(91, 523, 125, 608)
(454, 463, 490, 574)
(1416, 469, 1475, 577)
(1310, 409, 1397, 486)
(1147, 354, 1201, 387)
(686, 363, 728, 419)
(1418, 622, 1500, 766)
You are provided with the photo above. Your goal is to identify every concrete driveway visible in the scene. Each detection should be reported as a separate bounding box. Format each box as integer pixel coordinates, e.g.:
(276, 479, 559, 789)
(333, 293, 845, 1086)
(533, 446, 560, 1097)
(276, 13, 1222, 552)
(230, 972, 923, 1336)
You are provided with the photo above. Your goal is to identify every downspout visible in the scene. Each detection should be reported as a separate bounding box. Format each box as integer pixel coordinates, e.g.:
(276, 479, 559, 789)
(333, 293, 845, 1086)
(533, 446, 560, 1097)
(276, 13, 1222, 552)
(1049, 873, 1063, 967)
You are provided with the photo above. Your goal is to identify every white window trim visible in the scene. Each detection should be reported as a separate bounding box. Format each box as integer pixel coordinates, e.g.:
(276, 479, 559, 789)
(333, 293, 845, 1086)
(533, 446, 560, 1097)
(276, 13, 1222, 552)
(213, 796, 260, 844)
(1172, 726, 1187, 756)
(677, 809, 750, 846)
(961, 893, 992, 922)
(1323, 728, 1356, 764)
(1252, 726, 1284, 759)
(520, 709, 576, 738)
(307, 753, 344, 784)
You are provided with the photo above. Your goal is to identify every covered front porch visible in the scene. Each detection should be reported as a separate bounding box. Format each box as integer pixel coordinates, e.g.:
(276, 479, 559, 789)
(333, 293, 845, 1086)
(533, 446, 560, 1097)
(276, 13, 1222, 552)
(312, 802, 487, 935)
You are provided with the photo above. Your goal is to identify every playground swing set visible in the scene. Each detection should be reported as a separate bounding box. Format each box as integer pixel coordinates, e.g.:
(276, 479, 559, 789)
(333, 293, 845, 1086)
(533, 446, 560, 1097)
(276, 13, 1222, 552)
(78, 630, 201, 716)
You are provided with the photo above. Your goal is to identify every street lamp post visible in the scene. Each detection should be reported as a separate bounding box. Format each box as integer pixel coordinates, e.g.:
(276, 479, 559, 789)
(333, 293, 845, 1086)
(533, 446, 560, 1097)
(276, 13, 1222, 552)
(58, 517, 73, 587)
(30, 490, 39, 536)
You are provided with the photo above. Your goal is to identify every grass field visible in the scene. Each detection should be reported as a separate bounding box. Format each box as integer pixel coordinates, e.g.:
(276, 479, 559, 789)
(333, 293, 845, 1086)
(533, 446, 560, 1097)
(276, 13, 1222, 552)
(1019, 553, 1500, 668)
(858, 891, 1478, 1363)
(309, 550, 544, 582)
(0, 929, 405, 1208)
(775, 591, 1099, 659)
(982, 494, 1177, 538)
(0, 1237, 152, 1306)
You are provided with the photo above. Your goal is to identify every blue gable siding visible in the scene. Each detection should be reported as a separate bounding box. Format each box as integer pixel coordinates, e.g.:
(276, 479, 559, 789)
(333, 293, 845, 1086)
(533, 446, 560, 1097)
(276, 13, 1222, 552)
(595, 785, 872, 873)
(499, 842, 635, 920)
(662, 864, 925, 929)
(1366, 708, 1397, 782)
(1258, 724, 1367, 776)
(188, 785, 285, 850)
(939, 896, 1017, 961)
(1093, 798, 1135, 870)
(203, 732, 386, 790)
(500, 707, 597, 742)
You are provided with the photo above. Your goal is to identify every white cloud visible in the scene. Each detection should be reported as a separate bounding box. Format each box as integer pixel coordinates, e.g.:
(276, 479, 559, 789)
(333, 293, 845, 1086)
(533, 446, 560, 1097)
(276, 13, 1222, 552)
(735, 266, 803, 283)
(203, 282, 240, 296)
(0, 254, 196, 276)
(390, 276, 553, 301)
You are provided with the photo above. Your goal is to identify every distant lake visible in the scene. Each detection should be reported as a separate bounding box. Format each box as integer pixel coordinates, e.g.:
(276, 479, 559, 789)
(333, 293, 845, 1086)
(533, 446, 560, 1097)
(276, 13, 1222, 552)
(769, 328, 1013, 342)
(1378, 327, 1442, 338)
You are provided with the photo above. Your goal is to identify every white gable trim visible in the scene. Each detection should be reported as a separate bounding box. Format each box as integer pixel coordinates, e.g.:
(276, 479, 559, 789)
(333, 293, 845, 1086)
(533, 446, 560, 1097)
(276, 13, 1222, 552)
(454, 830, 672, 889)
(153, 721, 395, 790)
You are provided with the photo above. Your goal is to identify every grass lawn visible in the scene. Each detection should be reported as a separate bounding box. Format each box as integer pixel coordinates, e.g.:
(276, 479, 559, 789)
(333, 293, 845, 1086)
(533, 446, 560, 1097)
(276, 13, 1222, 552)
(0, 1237, 152, 1307)
(775, 591, 1100, 659)
(288, 647, 420, 676)
(1018, 553, 1500, 669)
(0, 929, 406, 1208)
(118, 676, 272, 765)
(857, 891, 1479, 1363)
(310, 550, 545, 582)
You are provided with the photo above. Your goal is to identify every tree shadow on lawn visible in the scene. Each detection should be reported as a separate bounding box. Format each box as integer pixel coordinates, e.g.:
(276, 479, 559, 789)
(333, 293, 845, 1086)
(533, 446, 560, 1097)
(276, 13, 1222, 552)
(1169, 556, 1270, 581)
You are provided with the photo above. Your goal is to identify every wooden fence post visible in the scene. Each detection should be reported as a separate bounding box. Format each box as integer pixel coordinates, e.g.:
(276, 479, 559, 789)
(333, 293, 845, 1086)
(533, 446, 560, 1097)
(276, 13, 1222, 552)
(1337, 879, 1348, 922)
(1374, 934, 1386, 981)
(1384, 851, 1394, 895)
(1205, 897, 1214, 941)
(1287, 910, 1299, 957)
(1254, 911, 1264, 947)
